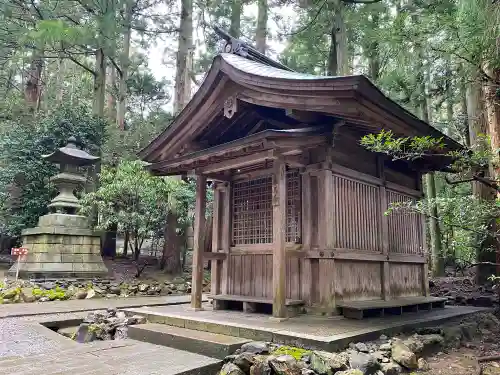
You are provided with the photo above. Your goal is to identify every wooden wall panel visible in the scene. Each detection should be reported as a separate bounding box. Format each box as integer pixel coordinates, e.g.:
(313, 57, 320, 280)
(390, 263, 423, 297)
(228, 254, 272, 298)
(387, 190, 424, 255)
(286, 256, 301, 300)
(321, 260, 382, 301)
(332, 175, 381, 251)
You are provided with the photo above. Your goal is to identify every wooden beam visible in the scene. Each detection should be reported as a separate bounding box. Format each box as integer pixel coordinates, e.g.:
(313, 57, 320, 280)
(201, 150, 276, 174)
(378, 157, 391, 301)
(191, 174, 207, 310)
(272, 157, 287, 319)
(285, 109, 323, 123)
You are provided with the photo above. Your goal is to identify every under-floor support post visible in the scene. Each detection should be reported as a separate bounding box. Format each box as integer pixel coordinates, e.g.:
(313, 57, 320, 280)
(191, 174, 207, 310)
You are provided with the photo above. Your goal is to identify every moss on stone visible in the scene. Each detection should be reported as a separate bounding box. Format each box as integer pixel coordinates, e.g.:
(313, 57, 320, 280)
(271, 345, 311, 360)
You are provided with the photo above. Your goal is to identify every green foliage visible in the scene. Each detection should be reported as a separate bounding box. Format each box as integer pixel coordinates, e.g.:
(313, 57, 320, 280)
(32, 286, 68, 301)
(0, 105, 107, 237)
(80, 160, 195, 254)
(271, 346, 311, 360)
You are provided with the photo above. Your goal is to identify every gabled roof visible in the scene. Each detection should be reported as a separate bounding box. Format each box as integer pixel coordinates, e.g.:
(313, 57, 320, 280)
(139, 53, 462, 164)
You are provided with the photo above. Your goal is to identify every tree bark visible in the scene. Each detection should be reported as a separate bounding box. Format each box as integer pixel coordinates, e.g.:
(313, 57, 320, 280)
(327, 0, 348, 76)
(107, 63, 117, 123)
(161, 212, 182, 274)
(173, 0, 193, 115)
(229, 0, 242, 38)
(93, 48, 106, 118)
(255, 0, 268, 53)
(24, 52, 44, 112)
(117, 0, 132, 130)
(367, 13, 380, 81)
(467, 76, 497, 283)
(420, 83, 444, 276)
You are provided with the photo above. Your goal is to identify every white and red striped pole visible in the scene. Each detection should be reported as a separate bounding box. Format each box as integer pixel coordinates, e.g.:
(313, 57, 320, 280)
(11, 248, 28, 281)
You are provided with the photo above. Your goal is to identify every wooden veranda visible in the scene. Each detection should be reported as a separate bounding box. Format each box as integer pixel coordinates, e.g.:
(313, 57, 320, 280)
(140, 31, 460, 319)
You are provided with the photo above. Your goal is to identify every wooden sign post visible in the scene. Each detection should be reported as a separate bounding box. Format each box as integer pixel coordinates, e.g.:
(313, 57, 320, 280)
(11, 248, 28, 281)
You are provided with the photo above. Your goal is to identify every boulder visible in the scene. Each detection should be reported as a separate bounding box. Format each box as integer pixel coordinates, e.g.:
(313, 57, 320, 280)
(378, 343, 391, 352)
(233, 352, 254, 374)
(402, 336, 424, 354)
(310, 351, 348, 374)
(250, 361, 271, 375)
(109, 286, 121, 295)
(379, 361, 403, 375)
(138, 283, 149, 292)
(241, 342, 270, 355)
(114, 326, 128, 340)
(417, 358, 430, 371)
(349, 352, 380, 375)
(334, 370, 363, 375)
(460, 322, 479, 340)
(41, 282, 56, 290)
(85, 289, 96, 299)
(418, 333, 444, 349)
(483, 365, 500, 375)
(2, 287, 19, 299)
(75, 323, 97, 343)
(269, 355, 301, 375)
(442, 325, 463, 347)
(390, 339, 417, 370)
(354, 343, 369, 353)
(220, 362, 246, 375)
(75, 290, 88, 299)
(20, 288, 35, 303)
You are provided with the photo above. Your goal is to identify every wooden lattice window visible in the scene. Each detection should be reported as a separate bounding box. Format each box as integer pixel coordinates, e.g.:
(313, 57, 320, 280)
(231, 169, 302, 245)
(232, 176, 273, 245)
(286, 169, 301, 243)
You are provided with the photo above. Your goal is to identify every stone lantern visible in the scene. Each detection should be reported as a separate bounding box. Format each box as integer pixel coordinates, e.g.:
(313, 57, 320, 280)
(9, 137, 108, 279)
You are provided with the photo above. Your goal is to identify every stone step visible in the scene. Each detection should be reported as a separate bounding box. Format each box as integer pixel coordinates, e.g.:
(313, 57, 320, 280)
(128, 323, 250, 359)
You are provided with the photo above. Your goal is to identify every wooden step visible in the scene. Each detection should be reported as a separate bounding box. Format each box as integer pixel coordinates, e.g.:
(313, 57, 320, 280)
(337, 297, 447, 320)
(128, 323, 250, 359)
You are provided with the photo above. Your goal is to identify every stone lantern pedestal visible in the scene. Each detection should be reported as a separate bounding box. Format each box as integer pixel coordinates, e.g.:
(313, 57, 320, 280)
(9, 137, 108, 279)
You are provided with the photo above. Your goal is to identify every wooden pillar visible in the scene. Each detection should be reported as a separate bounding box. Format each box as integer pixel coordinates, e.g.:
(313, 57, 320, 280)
(272, 158, 287, 318)
(421, 208, 430, 296)
(191, 174, 207, 310)
(378, 157, 391, 300)
(221, 183, 231, 295)
(300, 172, 313, 305)
(211, 185, 221, 296)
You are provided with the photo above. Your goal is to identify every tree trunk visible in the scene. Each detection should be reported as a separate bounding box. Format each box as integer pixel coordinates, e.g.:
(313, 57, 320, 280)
(229, 0, 242, 38)
(466, 77, 497, 283)
(93, 48, 106, 118)
(420, 84, 444, 277)
(102, 222, 117, 258)
(367, 13, 380, 81)
(24, 52, 44, 112)
(107, 64, 117, 122)
(483, 66, 500, 276)
(173, 0, 193, 115)
(161, 212, 182, 274)
(327, 0, 348, 76)
(255, 0, 268, 53)
(123, 231, 129, 257)
(117, 0, 132, 130)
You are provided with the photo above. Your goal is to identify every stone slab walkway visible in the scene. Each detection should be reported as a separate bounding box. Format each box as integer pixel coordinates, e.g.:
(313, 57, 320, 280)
(0, 294, 206, 318)
(0, 338, 221, 375)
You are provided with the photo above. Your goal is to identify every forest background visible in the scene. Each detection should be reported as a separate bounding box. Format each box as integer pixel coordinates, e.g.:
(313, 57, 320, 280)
(0, 0, 498, 280)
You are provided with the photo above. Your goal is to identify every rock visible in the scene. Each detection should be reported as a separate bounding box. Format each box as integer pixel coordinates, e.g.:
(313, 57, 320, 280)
(2, 287, 18, 299)
(75, 290, 88, 299)
(379, 361, 403, 375)
(233, 352, 254, 374)
(349, 352, 380, 375)
(250, 361, 272, 375)
(41, 282, 56, 290)
(300, 370, 316, 375)
(460, 322, 479, 340)
(379, 335, 388, 341)
(378, 343, 391, 351)
(268, 355, 301, 375)
(442, 325, 463, 347)
(109, 286, 121, 295)
(20, 288, 35, 303)
(334, 370, 363, 375)
(483, 365, 500, 375)
(85, 289, 96, 299)
(75, 323, 97, 343)
(418, 333, 444, 349)
(390, 339, 417, 370)
(220, 362, 246, 375)
(355, 343, 369, 353)
(39, 296, 50, 302)
(128, 314, 147, 325)
(106, 293, 117, 298)
(381, 357, 389, 363)
(241, 342, 270, 355)
(58, 326, 78, 339)
(138, 284, 149, 292)
(310, 351, 348, 374)
(107, 307, 117, 316)
(402, 336, 424, 354)
(114, 326, 128, 340)
(415, 327, 441, 335)
(472, 295, 495, 307)
(93, 286, 106, 295)
(417, 358, 430, 371)
(224, 355, 237, 363)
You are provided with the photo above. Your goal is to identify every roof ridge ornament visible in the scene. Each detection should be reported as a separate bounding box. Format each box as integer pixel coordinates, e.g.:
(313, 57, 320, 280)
(213, 25, 295, 72)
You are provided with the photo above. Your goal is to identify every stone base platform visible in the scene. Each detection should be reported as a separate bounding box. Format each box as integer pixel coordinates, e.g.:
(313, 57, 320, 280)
(8, 214, 108, 279)
(124, 303, 489, 352)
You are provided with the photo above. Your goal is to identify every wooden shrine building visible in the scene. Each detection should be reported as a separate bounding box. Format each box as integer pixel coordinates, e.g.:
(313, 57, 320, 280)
(140, 30, 459, 319)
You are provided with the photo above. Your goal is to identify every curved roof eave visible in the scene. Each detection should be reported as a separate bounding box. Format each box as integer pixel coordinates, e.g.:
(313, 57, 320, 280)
(139, 53, 462, 163)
